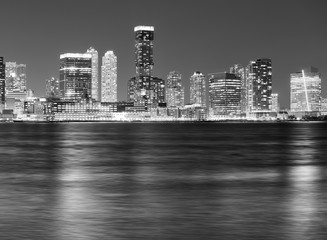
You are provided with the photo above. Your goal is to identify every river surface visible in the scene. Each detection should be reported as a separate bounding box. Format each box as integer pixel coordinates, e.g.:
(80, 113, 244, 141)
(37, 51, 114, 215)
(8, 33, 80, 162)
(0, 122, 327, 240)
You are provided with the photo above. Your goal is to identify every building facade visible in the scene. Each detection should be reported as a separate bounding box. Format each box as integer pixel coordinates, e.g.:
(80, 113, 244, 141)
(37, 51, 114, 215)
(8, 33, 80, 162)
(290, 66, 321, 112)
(247, 59, 272, 112)
(271, 93, 279, 112)
(127, 76, 137, 103)
(133, 26, 154, 106)
(5, 62, 27, 93)
(59, 53, 92, 102)
(208, 72, 241, 115)
(46, 77, 60, 98)
(0, 57, 5, 104)
(230, 64, 247, 113)
(166, 71, 184, 108)
(86, 47, 99, 101)
(190, 71, 206, 107)
(101, 51, 117, 102)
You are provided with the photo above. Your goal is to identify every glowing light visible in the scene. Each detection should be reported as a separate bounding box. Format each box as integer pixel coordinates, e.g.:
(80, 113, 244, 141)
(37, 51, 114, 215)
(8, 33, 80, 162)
(134, 26, 154, 32)
(60, 53, 92, 59)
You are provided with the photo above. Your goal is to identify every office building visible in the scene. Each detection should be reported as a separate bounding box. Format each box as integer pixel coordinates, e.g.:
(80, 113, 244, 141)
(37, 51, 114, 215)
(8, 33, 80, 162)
(133, 25, 154, 105)
(271, 93, 279, 112)
(290, 66, 321, 112)
(16, 64, 27, 92)
(46, 77, 60, 98)
(150, 77, 165, 106)
(101, 51, 117, 102)
(230, 64, 247, 113)
(208, 72, 241, 115)
(86, 47, 99, 101)
(135, 25, 154, 79)
(247, 59, 272, 112)
(166, 71, 184, 108)
(59, 53, 92, 102)
(5, 62, 27, 93)
(190, 71, 206, 107)
(0, 57, 5, 104)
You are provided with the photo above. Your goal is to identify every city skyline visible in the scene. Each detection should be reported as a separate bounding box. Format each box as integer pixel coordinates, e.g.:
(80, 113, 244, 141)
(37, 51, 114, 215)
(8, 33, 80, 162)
(1, 0, 327, 108)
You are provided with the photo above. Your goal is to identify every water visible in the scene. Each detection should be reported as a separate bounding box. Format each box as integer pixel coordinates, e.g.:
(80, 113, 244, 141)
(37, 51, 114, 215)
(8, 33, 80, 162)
(0, 122, 327, 239)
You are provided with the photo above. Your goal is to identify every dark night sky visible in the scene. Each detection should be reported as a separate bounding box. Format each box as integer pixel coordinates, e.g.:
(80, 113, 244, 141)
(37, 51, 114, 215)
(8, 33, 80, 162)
(1, 0, 326, 108)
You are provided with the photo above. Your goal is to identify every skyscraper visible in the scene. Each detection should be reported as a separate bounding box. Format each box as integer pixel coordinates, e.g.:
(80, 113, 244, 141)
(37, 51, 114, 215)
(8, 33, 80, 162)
(59, 53, 92, 102)
(5, 62, 27, 93)
(208, 72, 241, 115)
(133, 26, 154, 106)
(16, 64, 27, 92)
(230, 64, 246, 113)
(0, 57, 5, 104)
(290, 67, 321, 112)
(86, 47, 99, 101)
(45, 77, 60, 98)
(166, 71, 184, 108)
(101, 51, 117, 102)
(135, 25, 154, 79)
(247, 59, 272, 112)
(150, 77, 165, 105)
(190, 71, 206, 107)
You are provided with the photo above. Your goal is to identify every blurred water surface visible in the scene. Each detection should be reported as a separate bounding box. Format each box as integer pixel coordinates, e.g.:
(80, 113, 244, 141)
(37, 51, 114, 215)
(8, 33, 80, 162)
(0, 122, 327, 240)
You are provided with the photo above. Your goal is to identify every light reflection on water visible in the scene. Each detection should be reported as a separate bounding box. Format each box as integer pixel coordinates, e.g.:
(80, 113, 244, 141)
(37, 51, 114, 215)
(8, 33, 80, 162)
(0, 122, 327, 239)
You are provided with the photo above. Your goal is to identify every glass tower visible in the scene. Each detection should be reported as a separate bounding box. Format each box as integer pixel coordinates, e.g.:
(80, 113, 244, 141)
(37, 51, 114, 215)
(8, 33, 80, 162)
(133, 26, 154, 107)
(135, 26, 154, 79)
(86, 47, 99, 101)
(208, 72, 241, 115)
(59, 53, 92, 102)
(190, 71, 206, 107)
(101, 51, 117, 102)
(0, 57, 5, 104)
(290, 67, 321, 112)
(166, 71, 184, 108)
(248, 59, 272, 112)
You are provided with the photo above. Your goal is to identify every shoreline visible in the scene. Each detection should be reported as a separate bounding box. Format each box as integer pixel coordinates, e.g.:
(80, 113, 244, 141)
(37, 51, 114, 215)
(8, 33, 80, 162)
(0, 119, 325, 123)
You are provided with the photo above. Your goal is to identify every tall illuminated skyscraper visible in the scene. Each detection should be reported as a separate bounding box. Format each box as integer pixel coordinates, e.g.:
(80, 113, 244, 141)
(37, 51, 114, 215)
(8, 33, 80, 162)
(135, 26, 154, 79)
(166, 71, 184, 108)
(101, 51, 117, 102)
(0, 57, 5, 104)
(247, 59, 272, 112)
(45, 77, 60, 98)
(290, 67, 321, 112)
(133, 25, 154, 106)
(208, 72, 241, 115)
(190, 71, 206, 107)
(59, 53, 92, 102)
(86, 47, 99, 101)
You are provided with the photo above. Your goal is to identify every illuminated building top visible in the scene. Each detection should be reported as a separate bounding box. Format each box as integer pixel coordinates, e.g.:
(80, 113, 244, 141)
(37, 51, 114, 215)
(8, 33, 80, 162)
(60, 53, 92, 59)
(134, 26, 154, 32)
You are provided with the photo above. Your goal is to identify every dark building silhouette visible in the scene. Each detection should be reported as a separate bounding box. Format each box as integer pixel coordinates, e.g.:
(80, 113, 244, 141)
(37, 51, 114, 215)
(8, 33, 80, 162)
(248, 59, 272, 111)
